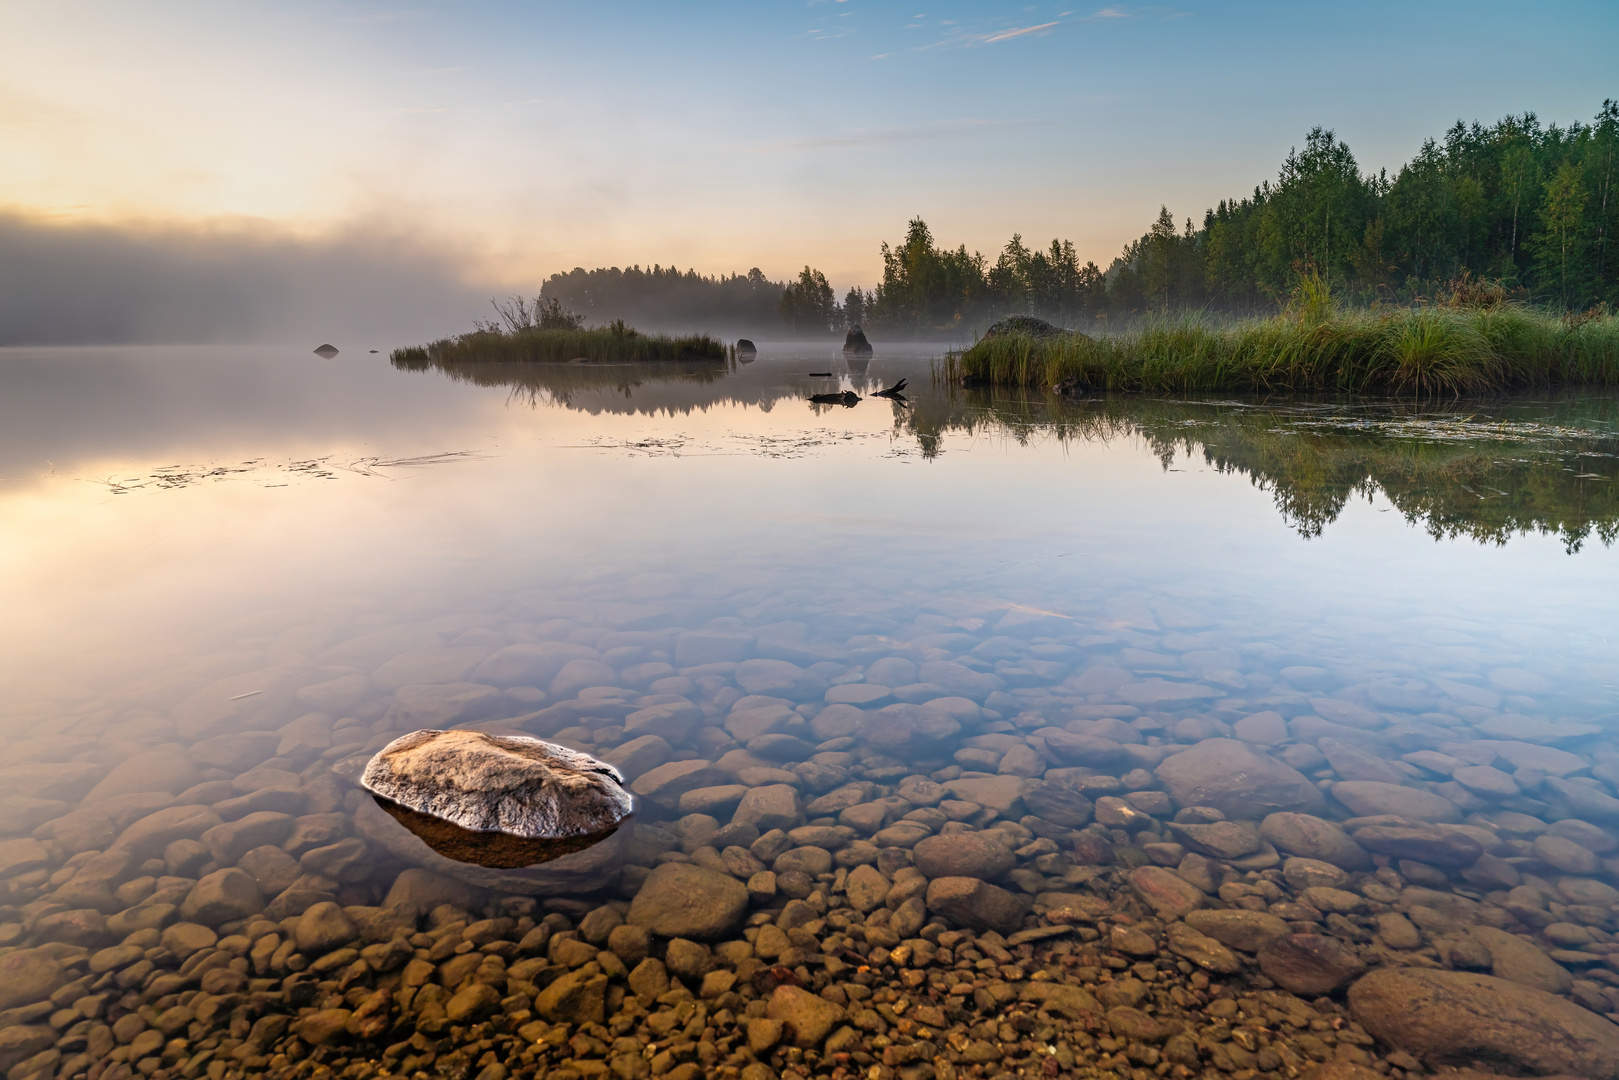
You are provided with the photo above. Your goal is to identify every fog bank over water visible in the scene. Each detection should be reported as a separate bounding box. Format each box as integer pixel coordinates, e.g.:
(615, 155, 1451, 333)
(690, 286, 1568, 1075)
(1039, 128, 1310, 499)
(0, 213, 491, 346)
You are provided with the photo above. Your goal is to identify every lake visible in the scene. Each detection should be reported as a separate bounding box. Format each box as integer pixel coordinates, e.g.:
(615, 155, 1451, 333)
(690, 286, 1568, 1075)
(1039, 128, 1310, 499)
(2, 343, 1618, 1080)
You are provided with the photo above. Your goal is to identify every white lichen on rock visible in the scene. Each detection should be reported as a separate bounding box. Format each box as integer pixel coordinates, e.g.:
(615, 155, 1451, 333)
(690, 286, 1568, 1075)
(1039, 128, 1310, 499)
(361, 729, 633, 838)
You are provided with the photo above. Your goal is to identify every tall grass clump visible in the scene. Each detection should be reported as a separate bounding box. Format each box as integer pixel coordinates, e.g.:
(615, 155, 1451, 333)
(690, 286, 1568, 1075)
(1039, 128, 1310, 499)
(391, 320, 730, 369)
(947, 295, 1618, 397)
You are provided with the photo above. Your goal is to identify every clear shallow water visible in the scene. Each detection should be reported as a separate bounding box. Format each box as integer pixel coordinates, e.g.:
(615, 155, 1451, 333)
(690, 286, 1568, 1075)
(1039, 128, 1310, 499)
(3, 343, 1619, 1078)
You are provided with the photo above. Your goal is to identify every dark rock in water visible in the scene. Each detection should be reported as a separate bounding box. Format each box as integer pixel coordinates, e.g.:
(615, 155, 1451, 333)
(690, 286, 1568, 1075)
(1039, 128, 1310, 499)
(1349, 967, 1619, 1078)
(1052, 375, 1090, 398)
(360, 729, 633, 869)
(982, 315, 1071, 340)
(736, 338, 757, 361)
(925, 876, 1025, 934)
(313, 344, 339, 358)
(809, 390, 860, 408)
(842, 325, 873, 356)
(1257, 933, 1366, 995)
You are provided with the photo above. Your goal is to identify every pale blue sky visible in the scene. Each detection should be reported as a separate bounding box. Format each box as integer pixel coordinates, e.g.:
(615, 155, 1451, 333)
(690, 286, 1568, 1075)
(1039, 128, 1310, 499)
(3, 0, 1615, 288)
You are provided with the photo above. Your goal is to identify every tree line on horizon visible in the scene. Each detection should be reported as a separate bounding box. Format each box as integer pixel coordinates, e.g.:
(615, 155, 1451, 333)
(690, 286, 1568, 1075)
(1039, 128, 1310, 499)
(537, 100, 1617, 337)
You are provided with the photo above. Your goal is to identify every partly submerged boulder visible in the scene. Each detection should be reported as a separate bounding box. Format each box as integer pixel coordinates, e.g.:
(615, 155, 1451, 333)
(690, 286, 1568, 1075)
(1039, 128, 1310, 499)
(981, 315, 1072, 340)
(842, 325, 873, 356)
(313, 344, 339, 358)
(361, 729, 633, 869)
(735, 338, 757, 361)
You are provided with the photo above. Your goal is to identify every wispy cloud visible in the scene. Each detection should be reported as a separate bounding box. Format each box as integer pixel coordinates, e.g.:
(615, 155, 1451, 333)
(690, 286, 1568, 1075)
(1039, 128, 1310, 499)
(1077, 6, 1191, 21)
(978, 21, 1059, 43)
(914, 14, 1065, 51)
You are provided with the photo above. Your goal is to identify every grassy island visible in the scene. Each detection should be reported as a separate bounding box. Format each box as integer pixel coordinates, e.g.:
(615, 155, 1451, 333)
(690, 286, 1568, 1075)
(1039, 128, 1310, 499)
(945, 301, 1619, 397)
(391, 320, 729, 369)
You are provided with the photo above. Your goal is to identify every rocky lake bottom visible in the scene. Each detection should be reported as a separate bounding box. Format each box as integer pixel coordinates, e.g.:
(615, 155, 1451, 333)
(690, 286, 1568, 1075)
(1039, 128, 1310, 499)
(2, 344, 1619, 1080)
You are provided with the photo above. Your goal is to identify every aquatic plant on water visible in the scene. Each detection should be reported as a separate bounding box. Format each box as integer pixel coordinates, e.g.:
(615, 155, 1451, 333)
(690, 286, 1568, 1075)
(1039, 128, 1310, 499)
(391, 321, 730, 369)
(945, 304, 1619, 397)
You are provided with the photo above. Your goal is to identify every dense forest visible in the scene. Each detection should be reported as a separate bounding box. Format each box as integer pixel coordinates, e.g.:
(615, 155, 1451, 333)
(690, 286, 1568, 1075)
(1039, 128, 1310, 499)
(536, 101, 1618, 337)
(537, 264, 786, 330)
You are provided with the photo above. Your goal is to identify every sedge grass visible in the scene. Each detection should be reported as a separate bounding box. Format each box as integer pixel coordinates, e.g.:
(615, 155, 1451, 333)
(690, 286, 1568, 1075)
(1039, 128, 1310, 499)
(945, 306, 1619, 396)
(392, 322, 729, 368)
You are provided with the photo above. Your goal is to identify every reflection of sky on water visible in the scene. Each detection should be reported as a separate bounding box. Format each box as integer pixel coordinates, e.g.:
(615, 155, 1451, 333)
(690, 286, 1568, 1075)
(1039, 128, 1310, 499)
(1, 344, 1616, 728)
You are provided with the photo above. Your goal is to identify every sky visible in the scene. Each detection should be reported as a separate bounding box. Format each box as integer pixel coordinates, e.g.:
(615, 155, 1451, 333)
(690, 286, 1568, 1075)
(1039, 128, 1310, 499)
(2, 0, 1616, 341)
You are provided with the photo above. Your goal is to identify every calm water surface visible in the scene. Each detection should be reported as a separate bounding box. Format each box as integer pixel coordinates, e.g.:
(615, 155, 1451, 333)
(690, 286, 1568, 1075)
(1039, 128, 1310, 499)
(2, 342, 1619, 1074)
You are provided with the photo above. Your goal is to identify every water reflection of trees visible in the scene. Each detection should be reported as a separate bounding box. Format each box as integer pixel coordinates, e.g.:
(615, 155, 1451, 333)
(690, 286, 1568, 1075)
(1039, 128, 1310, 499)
(396, 351, 1619, 550)
(393, 353, 743, 413)
(907, 389, 1619, 551)
(393, 352, 906, 418)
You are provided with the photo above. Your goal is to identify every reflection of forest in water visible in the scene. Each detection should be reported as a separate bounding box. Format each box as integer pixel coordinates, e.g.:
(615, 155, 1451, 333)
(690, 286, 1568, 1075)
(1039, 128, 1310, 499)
(392, 353, 738, 413)
(392, 352, 906, 417)
(397, 352, 1619, 551)
(912, 390, 1619, 551)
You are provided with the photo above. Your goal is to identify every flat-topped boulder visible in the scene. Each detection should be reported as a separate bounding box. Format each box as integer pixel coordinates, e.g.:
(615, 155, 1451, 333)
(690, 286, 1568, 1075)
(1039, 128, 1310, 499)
(1155, 740, 1326, 820)
(361, 729, 633, 868)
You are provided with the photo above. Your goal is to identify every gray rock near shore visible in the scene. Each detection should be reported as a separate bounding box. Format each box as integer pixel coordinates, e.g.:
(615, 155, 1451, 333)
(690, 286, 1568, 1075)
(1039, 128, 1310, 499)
(361, 729, 633, 868)
(842, 325, 873, 356)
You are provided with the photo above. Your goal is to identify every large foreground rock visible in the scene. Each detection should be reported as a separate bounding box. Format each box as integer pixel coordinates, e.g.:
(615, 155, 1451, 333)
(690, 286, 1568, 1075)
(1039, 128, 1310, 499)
(627, 863, 749, 940)
(1349, 968, 1619, 1078)
(1155, 740, 1325, 820)
(361, 729, 633, 868)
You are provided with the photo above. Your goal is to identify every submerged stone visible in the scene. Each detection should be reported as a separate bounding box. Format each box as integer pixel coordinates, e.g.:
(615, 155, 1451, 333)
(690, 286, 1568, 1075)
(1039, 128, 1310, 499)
(1349, 968, 1619, 1078)
(842, 325, 873, 356)
(360, 729, 633, 869)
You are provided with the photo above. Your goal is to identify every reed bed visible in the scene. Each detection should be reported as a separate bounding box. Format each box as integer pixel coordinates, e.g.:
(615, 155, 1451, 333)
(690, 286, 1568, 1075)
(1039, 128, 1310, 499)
(944, 306, 1619, 396)
(391, 323, 730, 368)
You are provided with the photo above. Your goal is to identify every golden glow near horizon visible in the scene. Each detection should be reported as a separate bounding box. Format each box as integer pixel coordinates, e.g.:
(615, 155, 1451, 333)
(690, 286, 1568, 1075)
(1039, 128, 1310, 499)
(4, 1, 1614, 292)
(0, 2, 1175, 290)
